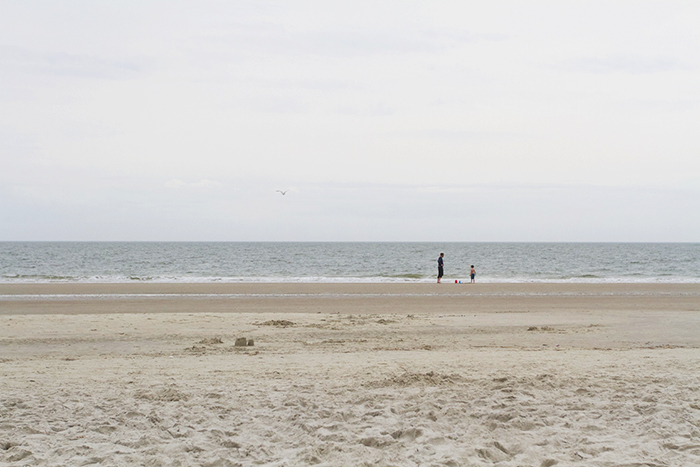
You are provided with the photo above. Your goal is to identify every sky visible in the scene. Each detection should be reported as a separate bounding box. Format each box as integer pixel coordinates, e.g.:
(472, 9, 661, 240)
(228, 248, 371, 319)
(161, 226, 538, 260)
(1, 1, 698, 241)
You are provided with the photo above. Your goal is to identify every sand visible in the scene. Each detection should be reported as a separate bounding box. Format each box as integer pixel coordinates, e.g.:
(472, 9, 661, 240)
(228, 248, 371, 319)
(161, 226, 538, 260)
(1, 283, 699, 466)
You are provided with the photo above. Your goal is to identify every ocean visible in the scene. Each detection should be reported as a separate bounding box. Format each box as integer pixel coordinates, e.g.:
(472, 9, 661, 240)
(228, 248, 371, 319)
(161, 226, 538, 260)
(0, 242, 698, 284)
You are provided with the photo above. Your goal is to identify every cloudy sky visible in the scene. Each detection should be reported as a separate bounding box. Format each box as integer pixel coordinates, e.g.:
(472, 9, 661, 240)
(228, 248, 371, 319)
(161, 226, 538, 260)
(1, 1, 698, 241)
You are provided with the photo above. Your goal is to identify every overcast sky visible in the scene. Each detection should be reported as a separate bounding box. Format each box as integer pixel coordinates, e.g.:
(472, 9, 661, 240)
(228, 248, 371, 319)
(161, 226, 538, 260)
(1, 1, 698, 241)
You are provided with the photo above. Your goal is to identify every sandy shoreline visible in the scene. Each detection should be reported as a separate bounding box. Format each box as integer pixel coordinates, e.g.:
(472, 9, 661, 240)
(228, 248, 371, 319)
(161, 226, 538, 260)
(2, 283, 700, 466)
(2, 283, 699, 316)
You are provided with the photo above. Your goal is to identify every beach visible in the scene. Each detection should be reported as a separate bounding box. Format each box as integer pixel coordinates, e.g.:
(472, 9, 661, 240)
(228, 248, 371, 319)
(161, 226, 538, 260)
(1, 283, 700, 466)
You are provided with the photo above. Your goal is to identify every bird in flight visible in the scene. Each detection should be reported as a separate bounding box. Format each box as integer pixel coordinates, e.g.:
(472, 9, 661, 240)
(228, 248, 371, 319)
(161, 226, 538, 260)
(276, 190, 288, 195)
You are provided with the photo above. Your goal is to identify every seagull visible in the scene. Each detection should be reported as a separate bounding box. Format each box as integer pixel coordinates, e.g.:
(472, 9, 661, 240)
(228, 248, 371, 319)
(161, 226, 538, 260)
(276, 190, 288, 195)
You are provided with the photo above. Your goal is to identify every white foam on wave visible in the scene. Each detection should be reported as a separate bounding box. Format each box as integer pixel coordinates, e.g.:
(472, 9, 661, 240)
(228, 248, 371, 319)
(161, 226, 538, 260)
(4, 290, 697, 302)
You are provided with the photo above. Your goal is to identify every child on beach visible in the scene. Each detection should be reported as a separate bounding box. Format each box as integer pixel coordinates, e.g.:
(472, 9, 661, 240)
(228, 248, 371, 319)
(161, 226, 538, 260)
(437, 253, 444, 283)
(470, 265, 476, 283)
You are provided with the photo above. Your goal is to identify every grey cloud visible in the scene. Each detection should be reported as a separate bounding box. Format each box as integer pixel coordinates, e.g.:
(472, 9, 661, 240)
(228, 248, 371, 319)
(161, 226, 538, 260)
(2, 177, 698, 241)
(407, 129, 528, 142)
(0, 45, 145, 80)
(243, 96, 309, 114)
(0, 126, 36, 157)
(335, 102, 396, 117)
(441, 30, 510, 43)
(559, 54, 690, 74)
(623, 98, 699, 112)
(237, 76, 360, 92)
(284, 78, 359, 92)
(164, 179, 222, 189)
(202, 22, 503, 58)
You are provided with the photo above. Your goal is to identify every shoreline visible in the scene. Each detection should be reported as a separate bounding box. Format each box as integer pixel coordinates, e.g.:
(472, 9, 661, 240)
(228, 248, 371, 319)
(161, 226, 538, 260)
(2, 283, 699, 316)
(3, 281, 699, 294)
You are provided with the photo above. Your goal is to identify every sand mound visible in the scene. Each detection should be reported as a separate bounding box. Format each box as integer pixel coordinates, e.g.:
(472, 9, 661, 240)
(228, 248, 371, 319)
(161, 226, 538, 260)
(197, 337, 224, 345)
(134, 386, 190, 402)
(259, 319, 296, 327)
(368, 370, 464, 388)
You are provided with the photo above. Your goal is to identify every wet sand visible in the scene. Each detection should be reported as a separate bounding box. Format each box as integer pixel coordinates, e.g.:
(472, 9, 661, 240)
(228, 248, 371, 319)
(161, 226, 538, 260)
(1, 283, 699, 466)
(1, 282, 699, 316)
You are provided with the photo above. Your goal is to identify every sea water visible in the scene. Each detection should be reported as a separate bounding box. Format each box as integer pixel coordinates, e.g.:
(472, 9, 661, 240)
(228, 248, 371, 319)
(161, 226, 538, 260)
(1, 242, 698, 283)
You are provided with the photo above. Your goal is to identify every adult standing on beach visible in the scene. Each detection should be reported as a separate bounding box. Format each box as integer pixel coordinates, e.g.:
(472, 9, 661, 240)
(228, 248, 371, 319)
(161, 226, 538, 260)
(437, 253, 444, 283)
(470, 265, 476, 284)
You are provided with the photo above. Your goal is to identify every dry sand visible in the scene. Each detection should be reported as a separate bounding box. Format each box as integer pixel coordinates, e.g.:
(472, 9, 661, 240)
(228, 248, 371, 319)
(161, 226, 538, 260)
(1, 283, 699, 466)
